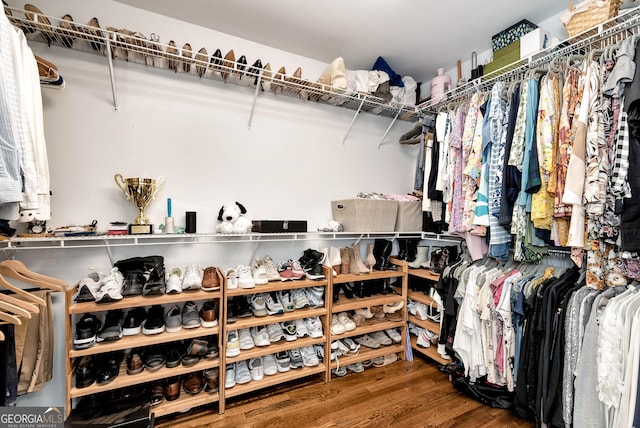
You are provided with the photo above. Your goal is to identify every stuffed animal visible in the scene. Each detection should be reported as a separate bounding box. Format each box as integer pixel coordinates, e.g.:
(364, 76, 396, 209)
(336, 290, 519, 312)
(216, 202, 253, 234)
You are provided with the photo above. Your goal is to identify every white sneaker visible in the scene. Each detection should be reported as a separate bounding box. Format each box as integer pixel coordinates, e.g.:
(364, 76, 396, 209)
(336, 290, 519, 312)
(75, 271, 104, 302)
(370, 330, 392, 346)
(275, 351, 290, 372)
(385, 328, 402, 344)
(165, 268, 183, 294)
(250, 293, 268, 317)
(416, 328, 431, 348)
(291, 288, 310, 309)
(235, 360, 252, 384)
(281, 320, 297, 341)
(263, 256, 282, 281)
(225, 268, 238, 289)
(294, 318, 308, 337)
(305, 287, 325, 308)
(95, 268, 124, 303)
(249, 357, 264, 381)
(331, 314, 346, 335)
(225, 364, 236, 389)
(264, 292, 284, 315)
(226, 330, 241, 357)
(237, 265, 255, 288)
(304, 316, 323, 338)
(263, 354, 278, 375)
(252, 264, 268, 285)
(290, 260, 305, 280)
(277, 289, 295, 312)
(250, 325, 270, 347)
(347, 362, 365, 373)
(300, 345, 319, 367)
(337, 312, 356, 332)
(341, 337, 360, 355)
(239, 328, 255, 350)
(267, 323, 284, 342)
(182, 264, 202, 291)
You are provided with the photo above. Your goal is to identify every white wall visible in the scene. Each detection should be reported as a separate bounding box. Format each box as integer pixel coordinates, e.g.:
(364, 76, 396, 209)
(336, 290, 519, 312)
(5, 0, 421, 410)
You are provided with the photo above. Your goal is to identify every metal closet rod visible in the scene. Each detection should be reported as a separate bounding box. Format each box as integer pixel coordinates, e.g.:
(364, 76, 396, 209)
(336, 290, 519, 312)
(418, 5, 640, 113)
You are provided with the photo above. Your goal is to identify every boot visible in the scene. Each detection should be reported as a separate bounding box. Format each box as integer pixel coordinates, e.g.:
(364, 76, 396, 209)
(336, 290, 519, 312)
(397, 239, 408, 260)
(347, 247, 361, 276)
(408, 246, 429, 269)
(364, 244, 376, 272)
(406, 239, 419, 263)
(342, 282, 354, 299)
(333, 284, 341, 303)
(354, 281, 365, 298)
(340, 247, 350, 275)
(329, 247, 342, 275)
(351, 243, 369, 274)
(382, 278, 398, 295)
(373, 239, 393, 271)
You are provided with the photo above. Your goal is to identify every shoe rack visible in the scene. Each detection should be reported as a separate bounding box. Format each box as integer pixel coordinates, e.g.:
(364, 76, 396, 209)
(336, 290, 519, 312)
(406, 269, 449, 365)
(327, 257, 408, 375)
(6, 6, 420, 143)
(64, 282, 223, 419)
(219, 267, 331, 413)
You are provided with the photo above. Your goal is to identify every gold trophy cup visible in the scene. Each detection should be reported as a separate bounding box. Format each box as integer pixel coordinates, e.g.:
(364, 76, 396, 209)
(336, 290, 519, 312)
(114, 174, 165, 234)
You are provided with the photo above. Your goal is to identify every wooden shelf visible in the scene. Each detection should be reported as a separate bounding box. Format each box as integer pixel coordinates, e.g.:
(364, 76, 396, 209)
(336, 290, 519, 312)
(408, 315, 440, 335)
(408, 269, 440, 282)
(70, 357, 219, 399)
(227, 279, 327, 296)
(330, 344, 403, 369)
(407, 290, 438, 307)
(224, 365, 326, 399)
(226, 307, 327, 330)
(332, 293, 404, 313)
(332, 269, 404, 285)
(410, 336, 450, 365)
(152, 390, 219, 417)
(70, 325, 220, 358)
(69, 290, 221, 314)
(332, 318, 404, 340)
(225, 336, 326, 364)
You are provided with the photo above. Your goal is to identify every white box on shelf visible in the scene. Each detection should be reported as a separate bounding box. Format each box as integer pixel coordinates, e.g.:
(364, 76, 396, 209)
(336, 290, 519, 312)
(520, 28, 550, 59)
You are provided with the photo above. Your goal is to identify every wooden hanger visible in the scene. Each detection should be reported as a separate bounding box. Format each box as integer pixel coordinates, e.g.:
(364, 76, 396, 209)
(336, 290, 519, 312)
(34, 55, 59, 80)
(0, 311, 22, 325)
(0, 260, 66, 291)
(0, 293, 40, 314)
(0, 299, 32, 319)
(0, 275, 46, 306)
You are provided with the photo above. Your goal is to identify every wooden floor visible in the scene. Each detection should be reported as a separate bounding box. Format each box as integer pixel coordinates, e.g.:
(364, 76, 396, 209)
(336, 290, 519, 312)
(155, 355, 534, 428)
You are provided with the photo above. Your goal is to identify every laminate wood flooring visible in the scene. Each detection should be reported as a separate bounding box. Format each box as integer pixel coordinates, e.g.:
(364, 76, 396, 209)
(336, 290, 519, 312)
(156, 356, 534, 428)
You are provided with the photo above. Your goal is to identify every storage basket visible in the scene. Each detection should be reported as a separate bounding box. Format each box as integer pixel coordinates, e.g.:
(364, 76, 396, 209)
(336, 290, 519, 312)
(563, 0, 621, 37)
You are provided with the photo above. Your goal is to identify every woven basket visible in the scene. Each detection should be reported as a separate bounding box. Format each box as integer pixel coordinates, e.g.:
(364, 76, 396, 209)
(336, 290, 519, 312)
(564, 0, 621, 37)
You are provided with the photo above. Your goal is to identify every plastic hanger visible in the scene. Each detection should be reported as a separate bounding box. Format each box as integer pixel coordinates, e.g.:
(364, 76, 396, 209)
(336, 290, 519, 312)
(0, 274, 46, 306)
(0, 260, 66, 291)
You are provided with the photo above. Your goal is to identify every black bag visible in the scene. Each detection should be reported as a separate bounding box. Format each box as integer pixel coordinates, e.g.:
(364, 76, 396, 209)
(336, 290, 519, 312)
(443, 363, 514, 409)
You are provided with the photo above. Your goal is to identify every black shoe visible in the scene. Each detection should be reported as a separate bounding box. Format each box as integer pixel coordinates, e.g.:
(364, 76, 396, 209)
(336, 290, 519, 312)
(235, 296, 253, 318)
(333, 284, 342, 303)
(97, 310, 123, 342)
(141, 256, 166, 296)
(342, 282, 354, 299)
(227, 298, 237, 324)
(122, 270, 144, 296)
(165, 348, 182, 368)
(75, 356, 95, 388)
(122, 307, 146, 336)
(74, 313, 101, 350)
(210, 48, 222, 69)
(143, 347, 166, 372)
(143, 305, 165, 335)
(246, 59, 263, 85)
(354, 281, 365, 298)
(95, 351, 124, 384)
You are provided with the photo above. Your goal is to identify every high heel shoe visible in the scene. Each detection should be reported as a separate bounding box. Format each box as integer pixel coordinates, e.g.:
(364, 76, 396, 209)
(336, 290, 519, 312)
(195, 47, 208, 77)
(221, 49, 235, 80)
(85, 17, 104, 52)
(166, 40, 178, 72)
(271, 66, 286, 94)
(210, 48, 223, 74)
(352, 243, 370, 274)
(364, 244, 376, 272)
(245, 59, 263, 86)
(25, 4, 55, 46)
(57, 14, 76, 48)
(261, 63, 272, 91)
(181, 43, 193, 73)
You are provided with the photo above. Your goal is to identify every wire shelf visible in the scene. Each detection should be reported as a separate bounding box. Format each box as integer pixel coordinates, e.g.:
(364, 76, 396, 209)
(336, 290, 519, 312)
(5, 6, 419, 122)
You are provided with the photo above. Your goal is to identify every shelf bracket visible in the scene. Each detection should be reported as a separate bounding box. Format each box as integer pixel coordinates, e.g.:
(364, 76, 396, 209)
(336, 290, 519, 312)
(105, 36, 118, 111)
(247, 70, 264, 130)
(342, 97, 366, 144)
(377, 107, 403, 149)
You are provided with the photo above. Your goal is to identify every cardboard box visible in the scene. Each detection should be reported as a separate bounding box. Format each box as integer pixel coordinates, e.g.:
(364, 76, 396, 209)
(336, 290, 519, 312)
(252, 220, 307, 233)
(520, 28, 550, 59)
(395, 200, 423, 231)
(492, 19, 537, 51)
(331, 199, 398, 232)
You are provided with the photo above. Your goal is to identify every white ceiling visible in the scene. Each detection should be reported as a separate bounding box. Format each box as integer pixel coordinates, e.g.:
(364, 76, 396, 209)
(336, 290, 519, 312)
(115, 0, 568, 83)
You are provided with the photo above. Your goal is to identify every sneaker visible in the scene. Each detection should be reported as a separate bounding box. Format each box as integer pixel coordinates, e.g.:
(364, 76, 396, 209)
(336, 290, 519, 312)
(264, 292, 284, 315)
(291, 288, 310, 309)
(278, 261, 294, 281)
(370, 331, 392, 346)
(165, 268, 183, 294)
(225, 364, 236, 389)
(74, 271, 104, 302)
(263, 354, 278, 375)
(341, 337, 361, 355)
(289, 348, 303, 369)
(181, 301, 201, 329)
(122, 307, 147, 336)
(199, 300, 218, 328)
(304, 316, 323, 338)
(281, 320, 297, 341)
(95, 268, 124, 304)
(300, 345, 319, 367)
(252, 264, 268, 285)
(238, 328, 255, 350)
(275, 351, 290, 372)
(347, 362, 365, 373)
(262, 256, 281, 281)
(276, 289, 295, 312)
(305, 287, 325, 308)
(235, 360, 251, 384)
(267, 323, 284, 342)
(294, 318, 308, 338)
(236, 265, 255, 288)
(250, 325, 270, 347)
(248, 357, 264, 381)
(164, 305, 182, 333)
(226, 330, 241, 357)
(332, 366, 347, 377)
(385, 328, 402, 344)
(337, 312, 356, 332)
(201, 266, 221, 291)
(250, 293, 268, 317)
(182, 264, 202, 291)
(235, 296, 253, 318)
(289, 260, 305, 280)
(142, 305, 165, 335)
(355, 333, 381, 349)
(225, 268, 238, 289)
(97, 309, 123, 342)
(331, 314, 346, 335)
(74, 313, 101, 349)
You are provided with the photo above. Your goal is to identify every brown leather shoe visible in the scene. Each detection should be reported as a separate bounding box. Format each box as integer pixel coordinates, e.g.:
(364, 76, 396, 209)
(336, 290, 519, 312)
(182, 43, 193, 73)
(201, 267, 220, 291)
(165, 376, 181, 401)
(221, 49, 235, 80)
(199, 300, 218, 328)
(183, 371, 204, 395)
(126, 351, 144, 375)
(150, 382, 165, 406)
(204, 368, 219, 393)
(187, 338, 209, 357)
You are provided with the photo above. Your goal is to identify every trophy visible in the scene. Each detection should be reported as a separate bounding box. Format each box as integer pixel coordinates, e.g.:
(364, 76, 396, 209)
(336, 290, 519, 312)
(114, 174, 165, 234)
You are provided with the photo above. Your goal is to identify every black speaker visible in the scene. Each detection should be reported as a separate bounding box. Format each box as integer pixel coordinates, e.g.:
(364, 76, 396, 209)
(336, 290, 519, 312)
(185, 211, 196, 233)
